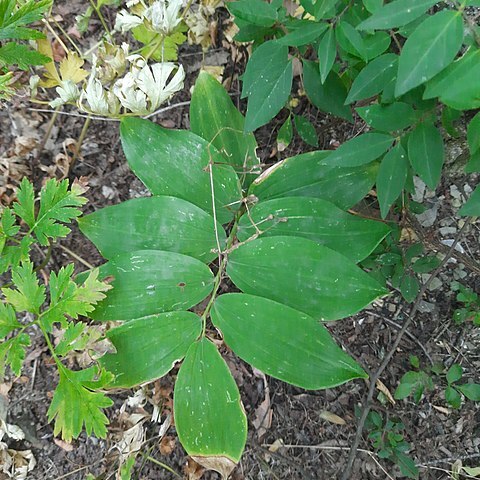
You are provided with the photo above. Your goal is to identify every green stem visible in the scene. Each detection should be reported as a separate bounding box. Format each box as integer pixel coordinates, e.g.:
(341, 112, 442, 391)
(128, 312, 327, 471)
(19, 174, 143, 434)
(200, 217, 240, 336)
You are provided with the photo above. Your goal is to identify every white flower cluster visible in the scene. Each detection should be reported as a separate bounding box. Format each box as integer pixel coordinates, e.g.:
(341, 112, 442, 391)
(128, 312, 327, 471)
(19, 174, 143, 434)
(115, 0, 184, 36)
(78, 54, 185, 116)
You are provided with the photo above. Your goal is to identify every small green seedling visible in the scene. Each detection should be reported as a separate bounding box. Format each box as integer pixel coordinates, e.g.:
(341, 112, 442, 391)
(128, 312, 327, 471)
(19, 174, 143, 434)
(452, 283, 480, 326)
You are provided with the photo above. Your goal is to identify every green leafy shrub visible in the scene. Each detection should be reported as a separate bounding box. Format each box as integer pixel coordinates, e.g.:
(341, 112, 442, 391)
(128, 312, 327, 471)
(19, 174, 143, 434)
(0, 0, 51, 99)
(77, 72, 391, 475)
(0, 178, 113, 441)
(452, 282, 480, 325)
(227, 0, 480, 218)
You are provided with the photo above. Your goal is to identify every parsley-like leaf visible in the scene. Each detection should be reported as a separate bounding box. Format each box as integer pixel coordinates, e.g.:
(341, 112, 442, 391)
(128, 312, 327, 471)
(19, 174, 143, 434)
(0, 303, 21, 338)
(47, 366, 113, 441)
(0, 332, 30, 376)
(2, 261, 45, 314)
(0, 42, 50, 69)
(41, 267, 111, 331)
(0, 0, 51, 41)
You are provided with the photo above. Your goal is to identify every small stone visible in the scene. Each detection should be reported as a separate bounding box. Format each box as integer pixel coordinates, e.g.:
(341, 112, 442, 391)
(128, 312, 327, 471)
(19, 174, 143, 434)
(452, 198, 462, 208)
(428, 277, 443, 291)
(412, 177, 426, 203)
(416, 203, 439, 227)
(439, 227, 457, 236)
(418, 300, 435, 313)
(101, 185, 115, 199)
(450, 185, 462, 199)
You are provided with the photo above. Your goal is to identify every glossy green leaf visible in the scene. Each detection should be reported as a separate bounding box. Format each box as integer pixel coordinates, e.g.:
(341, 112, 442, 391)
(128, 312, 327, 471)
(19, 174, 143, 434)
(328, 133, 393, 167)
(345, 54, 398, 104)
(88, 250, 214, 321)
(211, 294, 367, 389)
(227, 236, 387, 321)
(459, 186, 480, 216)
(424, 49, 480, 110)
(237, 197, 390, 262)
(190, 72, 259, 185)
(313, 0, 336, 19)
(467, 112, 480, 155)
(395, 11, 464, 97)
(278, 21, 327, 46)
(100, 312, 201, 387)
(249, 151, 378, 209)
(376, 144, 408, 218)
(277, 115, 293, 150)
(408, 123, 444, 189)
(293, 114, 318, 146)
(227, 0, 278, 26)
(243, 41, 293, 132)
(357, 0, 438, 30)
(303, 60, 353, 121)
(318, 26, 336, 84)
(336, 21, 367, 61)
(79, 196, 225, 264)
(120, 118, 241, 224)
(364, 31, 391, 60)
(174, 338, 247, 472)
(357, 102, 416, 132)
(457, 383, 480, 401)
(363, 0, 383, 14)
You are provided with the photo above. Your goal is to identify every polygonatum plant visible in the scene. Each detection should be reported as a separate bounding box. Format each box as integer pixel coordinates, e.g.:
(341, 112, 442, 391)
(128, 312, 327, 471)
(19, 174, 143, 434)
(78, 72, 391, 477)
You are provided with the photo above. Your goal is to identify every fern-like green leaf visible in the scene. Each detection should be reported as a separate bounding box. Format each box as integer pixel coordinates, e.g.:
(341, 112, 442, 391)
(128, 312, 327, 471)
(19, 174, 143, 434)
(0, 0, 51, 40)
(41, 267, 112, 331)
(0, 42, 50, 69)
(0, 303, 21, 338)
(47, 366, 113, 441)
(0, 332, 30, 376)
(2, 261, 45, 314)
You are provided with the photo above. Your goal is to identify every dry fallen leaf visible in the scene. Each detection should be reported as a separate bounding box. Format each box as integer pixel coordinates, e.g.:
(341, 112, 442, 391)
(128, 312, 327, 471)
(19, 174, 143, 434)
(376, 379, 396, 405)
(184, 457, 206, 480)
(319, 410, 347, 425)
(54, 438, 74, 452)
(159, 435, 176, 456)
(252, 369, 272, 439)
(432, 405, 451, 415)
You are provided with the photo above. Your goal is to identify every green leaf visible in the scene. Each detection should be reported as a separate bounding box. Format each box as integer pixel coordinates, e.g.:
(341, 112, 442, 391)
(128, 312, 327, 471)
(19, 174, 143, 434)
(227, 236, 387, 321)
(227, 0, 278, 27)
(467, 112, 480, 155)
(0, 333, 30, 376)
(408, 123, 444, 190)
(87, 250, 214, 321)
(293, 114, 318, 146)
(364, 31, 391, 61)
(345, 53, 398, 104)
(2, 261, 45, 314)
(79, 196, 225, 264)
(0, 42, 49, 69)
(336, 21, 368, 61)
(357, 0, 438, 30)
(54, 323, 90, 357)
(47, 366, 113, 442)
(318, 26, 336, 83)
(456, 383, 480, 401)
(249, 150, 378, 210)
(303, 60, 353, 121)
(42, 267, 111, 331)
(0, 0, 50, 40)
(328, 133, 394, 167)
(395, 11, 464, 97)
(395, 451, 419, 479)
(0, 303, 21, 338)
(120, 118, 241, 225)
(424, 49, 480, 110)
(278, 21, 327, 46)
(411, 256, 441, 273)
(357, 102, 416, 132)
(15, 178, 87, 246)
(13, 177, 35, 228)
(363, 0, 383, 13)
(277, 115, 293, 150)
(0, 207, 19, 237)
(237, 197, 390, 263)
(212, 294, 367, 389)
(241, 41, 292, 126)
(190, 72, 259, 185)
(400, 274, 419, 303)
(100, 311, 201, 387)
(459, 186, 480, 216)
(376, 143, 408, 218)
(446, 364, 463, 384)
(174, 338, 247, 474)
(445, 385, 462, 409)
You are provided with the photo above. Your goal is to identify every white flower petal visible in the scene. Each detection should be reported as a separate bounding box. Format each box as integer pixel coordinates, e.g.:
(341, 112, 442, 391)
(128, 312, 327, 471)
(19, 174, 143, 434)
(144, 0, 182, 35)
(114, 9, 143, 33)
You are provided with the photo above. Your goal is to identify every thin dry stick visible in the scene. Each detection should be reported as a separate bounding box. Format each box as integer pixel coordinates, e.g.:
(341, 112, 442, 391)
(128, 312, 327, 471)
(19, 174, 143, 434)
(340, 217, 474, 480)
